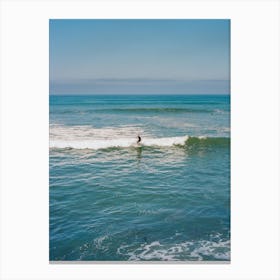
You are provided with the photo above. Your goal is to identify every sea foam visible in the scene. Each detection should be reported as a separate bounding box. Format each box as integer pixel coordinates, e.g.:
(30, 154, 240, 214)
(117, 238, 230, 261)
(50, 135, 189, 150)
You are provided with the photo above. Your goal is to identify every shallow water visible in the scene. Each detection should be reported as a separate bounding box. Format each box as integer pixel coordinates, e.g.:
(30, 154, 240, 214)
(49, 94, 230, 261)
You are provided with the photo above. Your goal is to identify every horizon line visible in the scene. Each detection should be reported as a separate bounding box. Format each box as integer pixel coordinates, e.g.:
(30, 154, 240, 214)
(49, 92, 230, 96)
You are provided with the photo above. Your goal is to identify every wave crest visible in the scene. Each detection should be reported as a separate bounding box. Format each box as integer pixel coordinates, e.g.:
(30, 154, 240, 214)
(50, 135, 188, 150)
(50, 136, 229, 150)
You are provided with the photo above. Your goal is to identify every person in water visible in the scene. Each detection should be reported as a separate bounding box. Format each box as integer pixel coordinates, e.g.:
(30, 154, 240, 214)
(137, 135, 141, 143)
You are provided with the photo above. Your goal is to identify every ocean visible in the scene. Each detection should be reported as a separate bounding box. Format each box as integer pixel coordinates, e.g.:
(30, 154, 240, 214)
(49, 94, 230, 261)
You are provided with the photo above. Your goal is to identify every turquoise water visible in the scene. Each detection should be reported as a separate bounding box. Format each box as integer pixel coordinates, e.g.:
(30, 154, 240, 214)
(49, 94, 230, 261)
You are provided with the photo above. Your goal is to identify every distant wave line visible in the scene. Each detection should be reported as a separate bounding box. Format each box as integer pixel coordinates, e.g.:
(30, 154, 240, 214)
(51, 108, 229, 114)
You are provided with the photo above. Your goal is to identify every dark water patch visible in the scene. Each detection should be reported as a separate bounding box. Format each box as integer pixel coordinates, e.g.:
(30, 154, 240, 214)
(185, 137, 230, 148)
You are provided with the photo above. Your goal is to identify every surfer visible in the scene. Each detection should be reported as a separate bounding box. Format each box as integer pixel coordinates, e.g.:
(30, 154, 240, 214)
(137, 135, 142, 144)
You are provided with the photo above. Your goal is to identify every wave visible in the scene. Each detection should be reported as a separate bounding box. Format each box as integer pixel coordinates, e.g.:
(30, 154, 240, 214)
(50, 136, 230, 150)
(186, 136, 230, 147)
(95, 108, 214, 113)
(117, 238, 230, 261)
(51, 108, 226, 115)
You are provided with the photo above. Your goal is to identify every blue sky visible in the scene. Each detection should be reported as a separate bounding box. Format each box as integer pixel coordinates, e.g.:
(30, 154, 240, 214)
(49, 19, 230, 94)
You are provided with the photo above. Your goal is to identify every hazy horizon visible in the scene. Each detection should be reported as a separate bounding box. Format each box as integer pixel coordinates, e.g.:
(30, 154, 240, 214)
(50, 92, 230, 96)
(50, 19, 230, 95)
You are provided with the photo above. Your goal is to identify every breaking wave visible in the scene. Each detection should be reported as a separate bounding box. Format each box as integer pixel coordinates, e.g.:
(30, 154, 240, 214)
(117, 238, 230, 261)
(50, 136, 229, 150)
(50, 135, 188, 150)
(51, 107, 225, 114)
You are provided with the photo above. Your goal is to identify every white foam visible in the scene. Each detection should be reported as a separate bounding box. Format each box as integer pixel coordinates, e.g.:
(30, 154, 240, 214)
(50, 135, 189, 150)
(117, 237, 230, 261)
(94, 235, 109, 249)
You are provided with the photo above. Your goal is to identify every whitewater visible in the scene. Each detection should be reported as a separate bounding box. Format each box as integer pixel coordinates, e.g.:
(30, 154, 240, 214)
(50, 135, 190, 149)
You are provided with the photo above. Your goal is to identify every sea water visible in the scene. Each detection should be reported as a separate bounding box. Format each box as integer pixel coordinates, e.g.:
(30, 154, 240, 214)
(49, 94, 230, 261)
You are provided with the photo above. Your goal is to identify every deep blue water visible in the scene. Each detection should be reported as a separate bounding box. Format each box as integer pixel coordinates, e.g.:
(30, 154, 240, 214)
(49, 94, 230, 261)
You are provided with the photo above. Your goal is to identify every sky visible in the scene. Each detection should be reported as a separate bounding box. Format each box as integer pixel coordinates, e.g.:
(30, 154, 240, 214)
(49, 19, 230, 94)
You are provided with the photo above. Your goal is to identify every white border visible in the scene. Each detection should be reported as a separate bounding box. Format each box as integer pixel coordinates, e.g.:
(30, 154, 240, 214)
(0, 0, 279, 279)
